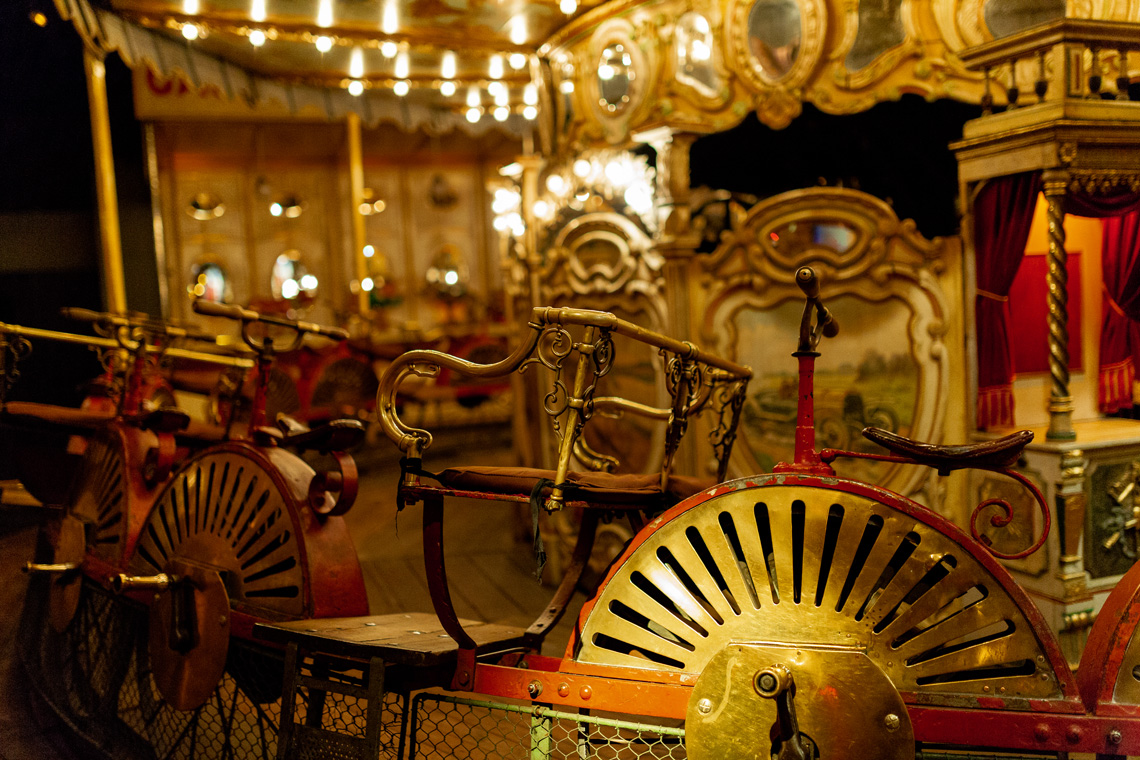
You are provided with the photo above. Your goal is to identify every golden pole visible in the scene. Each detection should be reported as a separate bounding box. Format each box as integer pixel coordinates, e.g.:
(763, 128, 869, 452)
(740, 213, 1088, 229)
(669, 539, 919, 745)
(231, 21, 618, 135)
(1044, 169, 1075, 441)
(83, 46, 127, 314)
(346, 112, 370, 317)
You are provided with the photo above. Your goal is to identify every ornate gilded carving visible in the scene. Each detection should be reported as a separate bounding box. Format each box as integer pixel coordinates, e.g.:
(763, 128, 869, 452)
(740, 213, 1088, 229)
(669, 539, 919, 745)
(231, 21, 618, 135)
(695, 188, 949, 498)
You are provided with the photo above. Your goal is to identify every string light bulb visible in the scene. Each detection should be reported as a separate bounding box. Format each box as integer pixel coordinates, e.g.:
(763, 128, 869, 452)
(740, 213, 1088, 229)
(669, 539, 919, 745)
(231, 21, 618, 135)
(509, 53, 527, 70)
(509, 17, 527, 45)
(249, 28, 266, 46)
(380, 41, 397, 58)
(488, 55, 503, 80)
(560, 0, 577, 14)
(466, 86, 481, 108)
(523, 105, 537, 120)
(317, 0, 333, 28)
(393, 80, 410, 96)
(250, 0, 266, 22)
(315, 35, 333, 53)
(349, 47, 364, 79)
(181, 23, 200, 40)
(440, 81, 456, 97)
(523, 83, 538, 105)
(493, 106, 509, 121)
(494, 87, 509, 107)
(348, 80, 364, 96)
(381, 1, 398, 34)
(466, 107, 481, 123)
(395, 50, 409, 79)
(183, 0, 199, 14)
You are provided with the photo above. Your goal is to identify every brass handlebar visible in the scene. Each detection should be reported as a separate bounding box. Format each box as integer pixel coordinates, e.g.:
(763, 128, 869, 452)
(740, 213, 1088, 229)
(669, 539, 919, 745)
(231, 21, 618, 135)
(23, 562, 79, 574)
(193, 300, 348, 341)
(0, 321, 253, 369)
(110, 573, 174, 593)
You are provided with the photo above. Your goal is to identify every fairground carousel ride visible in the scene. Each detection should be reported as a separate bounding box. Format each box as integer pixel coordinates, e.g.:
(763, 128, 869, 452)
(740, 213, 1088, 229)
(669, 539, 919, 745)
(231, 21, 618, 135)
(13, 0, 1140, 756)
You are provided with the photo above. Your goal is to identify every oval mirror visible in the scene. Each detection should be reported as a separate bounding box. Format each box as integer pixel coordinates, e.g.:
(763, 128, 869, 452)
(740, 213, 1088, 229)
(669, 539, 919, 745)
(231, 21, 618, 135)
(271, 251, 318, 300)
(746, 0, 802, 80)
(597, 43, 635, 113)
(187, 193, 225, 221)
(767, 220, 857, 254)
(676, 12, 719, 96)
(189, 262, 229, 302)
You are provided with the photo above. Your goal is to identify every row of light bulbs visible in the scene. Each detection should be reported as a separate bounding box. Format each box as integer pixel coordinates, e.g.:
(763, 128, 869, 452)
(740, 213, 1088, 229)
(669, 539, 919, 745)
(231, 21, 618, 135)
(176, 0, 577, 106)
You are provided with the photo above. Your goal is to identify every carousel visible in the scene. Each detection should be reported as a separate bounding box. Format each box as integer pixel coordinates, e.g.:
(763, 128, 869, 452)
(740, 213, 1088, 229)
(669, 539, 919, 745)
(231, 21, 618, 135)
(4, 0, 1140, 757)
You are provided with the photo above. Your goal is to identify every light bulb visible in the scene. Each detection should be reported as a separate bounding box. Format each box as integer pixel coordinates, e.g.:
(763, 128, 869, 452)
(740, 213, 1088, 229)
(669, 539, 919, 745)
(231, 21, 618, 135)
(348, 79, 364, 96)
(441, 50, 457, 80)
(560, 0, 577, 13)
(509, 53, 527, 71)
(523, 105, 537, 120)
(381, 1, 398, 34)
(598, 64, 614, 81)
(315, 35, 333, 53)
(183, 0, 199, 14)
(509, 17, 526, 45)
(363, 245, 375, 257)
(440, 81, 456, 97)
(249, 29, 266, 46)
(493, 106, 509, 121)
(395, 50, 409, 79)
(494, 87, 509, 107)
(534, 200, 550, 218)
(573, 159, 591, 178)
(559, 80, 574, 93)
(546, 175, 565, 194)
(349, 47, 364, 78)
(300, 274, 319, 290)
(250, 0, 266, 22)
(181, 23, 200, 40)
(487, 81, 505, 98)
(393, 80, 409, 96)
(361, 277, 375, 292)
(465, 107, 481, 123)
(488, 54, 503, 80)
(466, 86, 481, 107)
(317, 0, 333, 27)
(381, 40, 397, 58)
(523, 83, 538, 105)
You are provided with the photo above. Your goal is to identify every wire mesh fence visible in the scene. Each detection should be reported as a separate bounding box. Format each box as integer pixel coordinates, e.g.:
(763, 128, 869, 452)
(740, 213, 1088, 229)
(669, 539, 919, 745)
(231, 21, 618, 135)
(409, 693, 687, 760)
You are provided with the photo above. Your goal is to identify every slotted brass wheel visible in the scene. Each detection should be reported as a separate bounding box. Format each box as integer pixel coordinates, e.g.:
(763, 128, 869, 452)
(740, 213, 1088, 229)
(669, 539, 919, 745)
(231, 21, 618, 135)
(129, 447, 308, 618)
(70, 430, 130, 563)
(576, 478, 1069, 701)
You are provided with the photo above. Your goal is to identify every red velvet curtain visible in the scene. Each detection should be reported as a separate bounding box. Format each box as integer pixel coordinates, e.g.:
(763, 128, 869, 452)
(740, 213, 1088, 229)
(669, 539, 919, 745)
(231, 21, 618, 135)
(1098, 210, 1140, 412)
(974, 172, 1042, 429)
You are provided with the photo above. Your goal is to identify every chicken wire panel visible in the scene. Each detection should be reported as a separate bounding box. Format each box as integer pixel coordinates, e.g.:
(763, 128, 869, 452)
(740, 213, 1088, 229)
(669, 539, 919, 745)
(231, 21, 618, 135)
(282, 656, 407, 760)
(409, 693, 687, 760)
(19, 575, 287, 760)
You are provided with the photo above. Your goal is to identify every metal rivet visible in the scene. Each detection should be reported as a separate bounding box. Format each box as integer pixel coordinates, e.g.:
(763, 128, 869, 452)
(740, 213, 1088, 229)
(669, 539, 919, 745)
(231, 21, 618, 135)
(999, 686, 1006, 694)
(1109, 729, 1123, 745)
(579, 685, 592, 700)
(458, 671, 471, 686)
(557, 683, 570, 697)
(1066, 725, 1082, 744)
(884, 714, 900, 732)
(982, 685, 990, 693)
(219, 614, 227, 626)
(697, 698, 713, 715)
(528, 681, 542, 698)
(1034, 723, 1050, 742)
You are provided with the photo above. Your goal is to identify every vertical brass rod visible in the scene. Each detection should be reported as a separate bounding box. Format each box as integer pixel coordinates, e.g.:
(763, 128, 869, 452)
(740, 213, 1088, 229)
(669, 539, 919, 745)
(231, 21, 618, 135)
(144, 123, 169, 318)
(83, 47, 127, 314)
(1044, 173, 1076, 440)
(347, 112, 370, 318)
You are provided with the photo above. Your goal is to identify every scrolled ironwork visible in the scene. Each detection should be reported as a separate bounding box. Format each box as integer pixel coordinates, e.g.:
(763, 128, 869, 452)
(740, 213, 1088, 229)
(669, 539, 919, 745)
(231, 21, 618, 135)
(708, 377, 748, 480)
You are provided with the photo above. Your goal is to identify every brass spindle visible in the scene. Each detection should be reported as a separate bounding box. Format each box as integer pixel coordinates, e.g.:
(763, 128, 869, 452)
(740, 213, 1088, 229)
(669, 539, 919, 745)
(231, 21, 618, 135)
(1117, 49, 1131, 101)
(1089, 47, 1102, 97)
(1007, 61, 1020, 107)
(1044, 174, 1075, 441)
(1035, 50, 1048, 102)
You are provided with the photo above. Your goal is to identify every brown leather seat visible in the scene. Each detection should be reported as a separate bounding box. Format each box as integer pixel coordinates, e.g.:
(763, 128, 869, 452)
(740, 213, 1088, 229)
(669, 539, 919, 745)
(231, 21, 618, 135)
(435, 465, 713, 508)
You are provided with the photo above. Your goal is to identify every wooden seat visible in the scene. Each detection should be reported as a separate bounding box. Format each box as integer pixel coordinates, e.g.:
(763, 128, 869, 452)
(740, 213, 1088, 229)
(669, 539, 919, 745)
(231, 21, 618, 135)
(256, 613, 527, 760)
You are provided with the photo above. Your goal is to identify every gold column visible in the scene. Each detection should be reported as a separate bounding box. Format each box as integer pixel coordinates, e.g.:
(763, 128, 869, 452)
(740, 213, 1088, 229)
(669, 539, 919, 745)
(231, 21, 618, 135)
(1044, 170, 1075, 440)
(653, 132, 701, 341)
(83, 46, 127, 314)
(346, 112, 370, 317)
(518, 155, 545, 310)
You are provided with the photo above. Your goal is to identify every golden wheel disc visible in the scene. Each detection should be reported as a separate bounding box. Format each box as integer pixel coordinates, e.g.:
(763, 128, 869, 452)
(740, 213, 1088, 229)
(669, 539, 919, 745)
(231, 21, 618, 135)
(577, 483, 1064, 700)
(70, 432, 129, 562)
(130, 449, 307, 618)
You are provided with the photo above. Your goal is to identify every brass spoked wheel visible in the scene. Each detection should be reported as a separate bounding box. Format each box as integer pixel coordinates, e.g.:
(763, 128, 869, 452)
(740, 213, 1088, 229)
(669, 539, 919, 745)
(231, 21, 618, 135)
(128, 447, 308, 619)
(70, 430, 131, 562)
(575, 477, 1073, 758)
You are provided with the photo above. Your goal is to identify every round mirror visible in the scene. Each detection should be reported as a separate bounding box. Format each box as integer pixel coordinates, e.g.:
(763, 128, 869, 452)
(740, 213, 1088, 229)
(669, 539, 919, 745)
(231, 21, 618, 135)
(426, 245, 468, 299)
(187, 193, 225, 221)
(676, 13, 719, 95)
(189, 262, 229, 302)
(746, 0, 802, 80)
(597, 43, 634, 113)
(271, 252, 318, 301)
(269, 194, 304, 219)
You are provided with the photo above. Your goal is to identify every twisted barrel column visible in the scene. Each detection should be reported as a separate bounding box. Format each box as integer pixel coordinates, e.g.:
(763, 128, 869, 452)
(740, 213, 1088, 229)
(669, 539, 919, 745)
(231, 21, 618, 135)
(1044, 171, 1076, 441)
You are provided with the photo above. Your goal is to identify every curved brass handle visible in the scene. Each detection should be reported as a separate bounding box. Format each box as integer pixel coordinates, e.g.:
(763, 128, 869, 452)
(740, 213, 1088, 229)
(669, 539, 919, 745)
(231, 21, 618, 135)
(795, 267, 839, 352)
